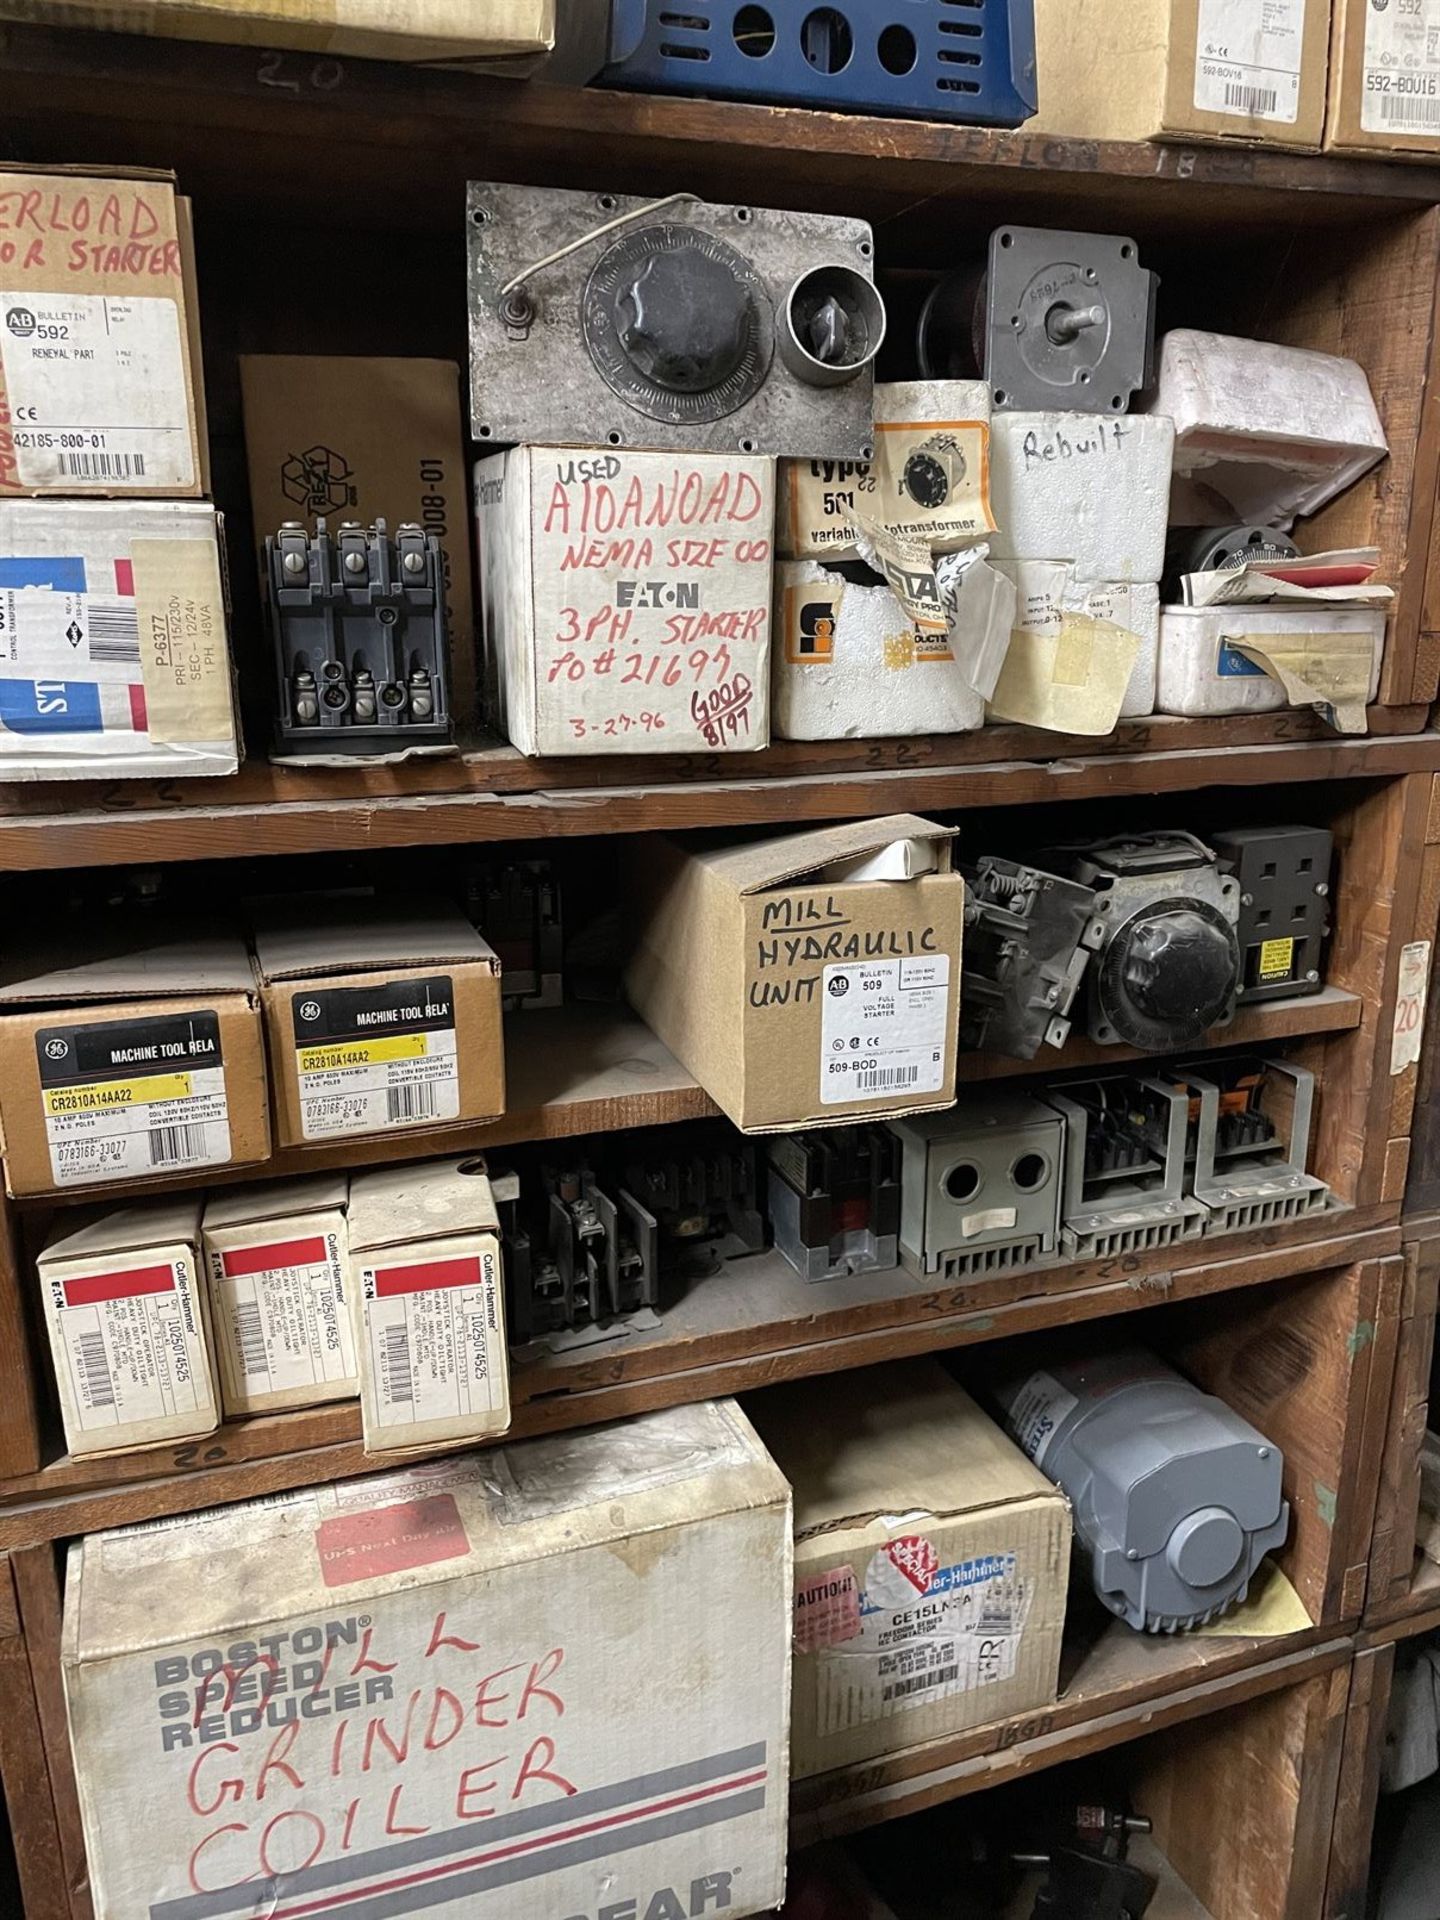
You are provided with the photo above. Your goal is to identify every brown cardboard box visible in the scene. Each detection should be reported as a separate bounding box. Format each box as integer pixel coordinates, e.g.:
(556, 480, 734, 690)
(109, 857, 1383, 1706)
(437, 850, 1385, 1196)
(1028, 0, 1330, 149)
(0, 166, 209, 496)
(252, 898, 504, 1149)
(38, 1194, 220, 1457)
(1325, 0, 1440, 156)
(0, 0, 553, 59)
(348, 1156, 509, 1454)
(0, 929, 269, 1197)
(625, 815, 963, 1134)
(748, 1359, 1070, 1781)
(240, 357, 476, 720)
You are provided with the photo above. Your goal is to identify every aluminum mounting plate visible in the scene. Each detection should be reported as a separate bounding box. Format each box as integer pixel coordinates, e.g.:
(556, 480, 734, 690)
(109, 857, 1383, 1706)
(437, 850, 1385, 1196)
(467, 183, 878, 458)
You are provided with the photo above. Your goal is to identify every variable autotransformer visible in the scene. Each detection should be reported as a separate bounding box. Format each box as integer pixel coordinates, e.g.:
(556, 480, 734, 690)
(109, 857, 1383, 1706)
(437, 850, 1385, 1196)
(995, 1349, 1290, 1633)
(468, 184, 885, 457)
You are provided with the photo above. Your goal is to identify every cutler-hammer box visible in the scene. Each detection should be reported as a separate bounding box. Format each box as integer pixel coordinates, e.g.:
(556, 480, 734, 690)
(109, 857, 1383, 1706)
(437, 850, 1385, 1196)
(749, 1359, 1069, 1780)
(626, 814, 964, 1134)
(61, 1399, 793, 1920)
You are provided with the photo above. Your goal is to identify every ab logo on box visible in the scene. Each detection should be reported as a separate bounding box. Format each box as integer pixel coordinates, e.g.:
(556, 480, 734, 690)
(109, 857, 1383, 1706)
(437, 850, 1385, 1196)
(4, 306, 35, 339)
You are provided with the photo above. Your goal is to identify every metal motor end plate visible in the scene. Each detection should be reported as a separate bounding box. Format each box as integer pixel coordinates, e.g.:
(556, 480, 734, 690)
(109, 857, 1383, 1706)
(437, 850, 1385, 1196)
(984, 226, 1156, 413)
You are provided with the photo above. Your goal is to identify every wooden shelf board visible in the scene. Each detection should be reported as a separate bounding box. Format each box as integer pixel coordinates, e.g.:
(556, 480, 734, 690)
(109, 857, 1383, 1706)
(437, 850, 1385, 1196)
(0, 730, 1435, 871)
(0, 1212, 1398, 1546)
(1363, 1551, 1440, 1644)
(790, 1624, 1353, 1843)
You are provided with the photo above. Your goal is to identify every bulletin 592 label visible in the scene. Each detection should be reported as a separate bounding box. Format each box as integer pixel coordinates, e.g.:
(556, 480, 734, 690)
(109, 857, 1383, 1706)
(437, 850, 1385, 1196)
(820, 956, 950, 1105)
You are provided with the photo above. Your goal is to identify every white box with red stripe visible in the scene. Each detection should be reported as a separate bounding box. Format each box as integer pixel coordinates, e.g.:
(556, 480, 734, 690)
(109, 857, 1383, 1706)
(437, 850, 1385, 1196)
(61, 1398, 793, 1920)
(347, 1157, 510, 1457)
(38, 1193, 220, 1456)
(203, 1175, 356, 1418)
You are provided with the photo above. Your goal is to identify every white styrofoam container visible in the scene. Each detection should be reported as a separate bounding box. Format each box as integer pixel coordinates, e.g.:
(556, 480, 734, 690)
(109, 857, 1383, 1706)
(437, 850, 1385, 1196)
(1149, 330, 1387, 528)
(63, 1398, 793, 1920)
(772, 562, 985, 740)
(988, 413, 1174, 584)
(1156, 605, 1385, 716)
(996, 561, 1158, 721)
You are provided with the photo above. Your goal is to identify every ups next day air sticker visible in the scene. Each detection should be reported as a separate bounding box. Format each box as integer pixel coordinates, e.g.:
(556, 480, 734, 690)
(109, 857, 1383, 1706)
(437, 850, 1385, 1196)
(36, 1011, 224, 1088)
(290, 975, 456, 1048)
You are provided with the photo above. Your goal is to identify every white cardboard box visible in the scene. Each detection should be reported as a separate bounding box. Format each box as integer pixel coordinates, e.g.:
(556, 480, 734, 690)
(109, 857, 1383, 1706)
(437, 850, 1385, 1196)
(348, 1157, 510, 1455)
(202, 1176, 356, 1417)
(988, 414, 1174, 584)
(39, 1195, 219, 1457)
(62, 1399, 792, 1920)
(0, 499, 240, 779)
(476, 446, 775, 756)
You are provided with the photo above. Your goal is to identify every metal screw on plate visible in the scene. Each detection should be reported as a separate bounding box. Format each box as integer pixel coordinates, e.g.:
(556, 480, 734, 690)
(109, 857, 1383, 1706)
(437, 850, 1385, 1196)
(402, 551, 425, 574)
(500, 291, 535, 329)
(283, 552, 305, 575)
(1306, 969, 1319, 983)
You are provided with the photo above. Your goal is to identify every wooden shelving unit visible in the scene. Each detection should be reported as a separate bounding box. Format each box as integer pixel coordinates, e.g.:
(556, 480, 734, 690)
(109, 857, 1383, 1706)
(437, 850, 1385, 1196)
(1, 22, 1438, 1920)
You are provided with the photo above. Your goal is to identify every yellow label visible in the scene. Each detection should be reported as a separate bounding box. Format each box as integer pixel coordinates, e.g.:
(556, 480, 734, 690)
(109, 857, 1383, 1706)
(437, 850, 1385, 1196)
(44, 1072, 193, 1115)
(1258, 937, 1296, 981)
(298, 1033, 429, 1073)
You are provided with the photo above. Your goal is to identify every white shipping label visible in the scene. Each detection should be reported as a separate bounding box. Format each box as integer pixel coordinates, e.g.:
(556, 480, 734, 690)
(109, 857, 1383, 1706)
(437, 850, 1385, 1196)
(210, 1230, 356, 1402)
(47, 1257, 207, 1434)
(0, 292, 194, 488)
(291, 976, 460, 1140)
(37, 1010, 231, 1187)
(1195, 0, 1305, 122)
(816, 1540, 1033, 1735)
(1392, 939, 1432, 1075)
(1364, 0, 1440, 133)
(820, 955, 951, 1106)
(1004, 1370, 1079, 1467)
(361, 1247, 505, 1429)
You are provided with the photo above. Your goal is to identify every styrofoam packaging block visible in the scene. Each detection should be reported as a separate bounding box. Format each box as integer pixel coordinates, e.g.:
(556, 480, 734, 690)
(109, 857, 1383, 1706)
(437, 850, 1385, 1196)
(773, 562, 984, 740)
(988, 414, 1174, 583)
(997, 563, 1158, 720)
(1157, 606, 1385, 717)
(1150, 330, 1387, 527)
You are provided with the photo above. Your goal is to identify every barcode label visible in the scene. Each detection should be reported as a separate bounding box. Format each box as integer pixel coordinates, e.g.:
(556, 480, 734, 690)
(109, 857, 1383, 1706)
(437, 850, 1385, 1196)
(883, 1664, 959, 1704)
(382, 1326, 414, 1405)
(856, 1066, 921, 1093)
(57, 451, 147, 480)
(75, 1331, 116, 1409)
(1224, 81, 1277, 113)
(234, 1300, 269, 1381)
(148, 1122, 211, 1167)
(86, 600, 141, 662)
(387, 1081, 439, 1124)
(1377, 93, 1440, 128)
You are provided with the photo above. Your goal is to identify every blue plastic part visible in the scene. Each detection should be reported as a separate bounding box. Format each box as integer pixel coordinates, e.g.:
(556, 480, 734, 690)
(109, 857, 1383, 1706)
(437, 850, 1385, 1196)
(603, 0, 1038, 128)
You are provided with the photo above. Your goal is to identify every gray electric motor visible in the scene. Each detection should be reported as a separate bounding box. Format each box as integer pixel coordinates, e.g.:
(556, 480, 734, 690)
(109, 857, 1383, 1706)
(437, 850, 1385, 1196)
(995, 1349, 1289, 1633)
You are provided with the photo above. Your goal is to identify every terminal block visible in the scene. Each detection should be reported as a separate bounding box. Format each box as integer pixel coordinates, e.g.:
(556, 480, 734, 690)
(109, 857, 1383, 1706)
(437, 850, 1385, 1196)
(618, 1128, 766, 1276)
(1164, 1055, 1329, 1235)
(890, 1095, 1064, 1281)
(494, 1163, 658, 1342)
(960, 854, 1105, 1060)
(266, 516, 452, 759)
(1211, 826, 1333, 1003)
(1047, 1074, 1205, 1261)
(469, 858, 564, 1012)
(767, 1126, 900, 1282)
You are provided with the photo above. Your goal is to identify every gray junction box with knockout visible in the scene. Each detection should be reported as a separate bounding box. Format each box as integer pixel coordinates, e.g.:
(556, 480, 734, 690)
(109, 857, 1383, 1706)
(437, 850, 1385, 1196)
(891, 1094, 1064, 1281)
(996, 1349, 1290, 1633)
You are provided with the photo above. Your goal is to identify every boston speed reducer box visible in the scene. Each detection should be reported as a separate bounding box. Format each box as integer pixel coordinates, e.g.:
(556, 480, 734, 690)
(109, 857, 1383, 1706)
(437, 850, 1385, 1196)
(476, 446, 775, 756)
(747, 1359, 1068, 1780)
(62, 1398, 792, 1920)
(252, 899, 503, 1149)
(0, 928, 269, 1197)
(348, 1157, 509, 1455)
(39, 1194, 219, 1456)
(0, 498, 239, 780)
(627, 814, 963, 1135)
(202, 1176, 356, 1418)
(0, 165, 208, 496)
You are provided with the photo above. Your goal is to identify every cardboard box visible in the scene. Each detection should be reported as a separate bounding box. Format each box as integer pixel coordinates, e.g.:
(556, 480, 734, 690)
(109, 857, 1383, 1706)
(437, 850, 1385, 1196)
(0, 498, 239, 780)
(202, 1175, 356, 1416)
(62, 1397, 791, 1920)
(38, 1195, 219, 1456)
(1326, 0, 1440, 154)
(0, 928, 269, 1197)
(0, 165, 208, 496)
(476, 445, 775, 755)
(748, 1359, 1069, 1781)
(1028, 0, 1330, 148)
(626, 815, 964, 1134)
(240, 356, 477, 721)
(0, 0, 553, 59)
(252, 899, 504, 1149)
(348, 1156, 510, 1454)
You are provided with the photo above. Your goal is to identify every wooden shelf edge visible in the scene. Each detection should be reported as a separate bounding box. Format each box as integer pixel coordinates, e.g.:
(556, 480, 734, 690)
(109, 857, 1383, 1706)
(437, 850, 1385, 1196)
(1362, 1554, 1440, 1644)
